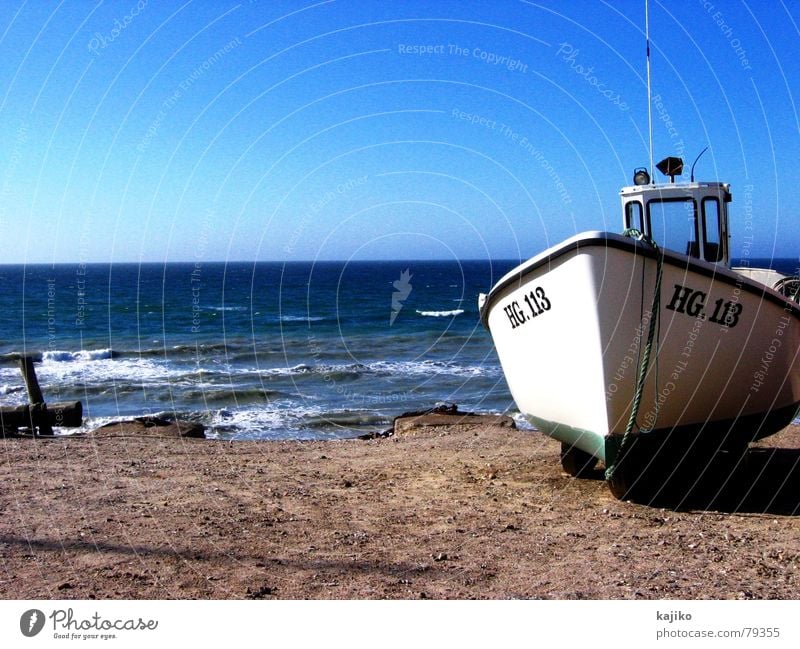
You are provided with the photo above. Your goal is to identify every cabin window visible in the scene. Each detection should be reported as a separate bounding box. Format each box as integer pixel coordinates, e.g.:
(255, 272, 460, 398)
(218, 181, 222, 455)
(647, 198, 699, 257)
(702, 197, 723, 262)
(625, 201, 644, 232)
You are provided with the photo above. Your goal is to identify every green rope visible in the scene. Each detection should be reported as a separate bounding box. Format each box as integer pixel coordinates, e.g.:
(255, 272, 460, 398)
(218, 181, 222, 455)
(773, 276, 800, 303)
(789, 278, 800, 304)
(605, 229, 663, 480)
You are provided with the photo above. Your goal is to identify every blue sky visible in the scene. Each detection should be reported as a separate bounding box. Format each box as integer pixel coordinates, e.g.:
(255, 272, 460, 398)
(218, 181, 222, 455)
(1, 0, 798, 263)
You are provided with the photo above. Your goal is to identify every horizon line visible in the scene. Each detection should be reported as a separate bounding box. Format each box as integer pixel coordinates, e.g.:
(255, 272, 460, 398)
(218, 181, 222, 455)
(0, 258, 526, 267)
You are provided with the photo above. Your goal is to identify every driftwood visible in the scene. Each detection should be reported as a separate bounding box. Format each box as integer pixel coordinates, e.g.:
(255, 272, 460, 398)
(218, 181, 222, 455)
(0, 402, 83, 430)
(1, 355, 83, 435)
(0, 401, 83, 430)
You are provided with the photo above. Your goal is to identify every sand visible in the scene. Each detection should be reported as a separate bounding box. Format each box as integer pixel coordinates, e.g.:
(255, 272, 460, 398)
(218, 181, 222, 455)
(1, 417, 799, 600)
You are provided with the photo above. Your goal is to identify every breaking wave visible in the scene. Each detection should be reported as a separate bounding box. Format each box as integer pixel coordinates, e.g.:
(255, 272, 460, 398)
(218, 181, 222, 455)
(42, 349, 120, 362)
(416, 309, 465, 317)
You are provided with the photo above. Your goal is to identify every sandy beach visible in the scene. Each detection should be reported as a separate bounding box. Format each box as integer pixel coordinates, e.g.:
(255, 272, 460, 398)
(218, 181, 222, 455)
(1, 415, 799, 600)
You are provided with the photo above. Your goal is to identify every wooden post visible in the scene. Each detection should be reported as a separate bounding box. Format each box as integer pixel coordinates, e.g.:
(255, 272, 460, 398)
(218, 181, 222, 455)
(17, 355, 53, 435)
(0, 403, 82, 429)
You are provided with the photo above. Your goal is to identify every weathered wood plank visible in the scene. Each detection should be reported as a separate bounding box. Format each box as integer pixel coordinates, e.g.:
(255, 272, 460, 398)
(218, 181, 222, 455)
(0, 402, 83, 430)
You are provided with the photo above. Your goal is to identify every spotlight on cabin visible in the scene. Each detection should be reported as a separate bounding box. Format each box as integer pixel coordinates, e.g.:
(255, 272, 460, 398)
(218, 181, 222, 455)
(633, 167, 651, 185)
(656, 156, 684, 183)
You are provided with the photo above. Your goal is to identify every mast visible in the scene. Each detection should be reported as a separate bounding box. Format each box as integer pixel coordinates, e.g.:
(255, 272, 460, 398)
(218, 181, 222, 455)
(645, 0, 654, 181)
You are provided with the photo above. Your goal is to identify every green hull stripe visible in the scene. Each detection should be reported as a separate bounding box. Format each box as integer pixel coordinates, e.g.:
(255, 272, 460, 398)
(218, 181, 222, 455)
(525, 401, 800, 473)
(525, 415, 607, 464)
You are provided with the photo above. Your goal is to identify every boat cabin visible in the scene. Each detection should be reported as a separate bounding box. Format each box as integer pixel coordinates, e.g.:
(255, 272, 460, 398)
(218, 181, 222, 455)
(619, 159, 731, 267)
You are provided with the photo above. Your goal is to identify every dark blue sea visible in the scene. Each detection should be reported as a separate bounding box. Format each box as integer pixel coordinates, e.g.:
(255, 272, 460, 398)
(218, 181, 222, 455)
(2, 257, 796, 439)
(0, 260, 522, 439)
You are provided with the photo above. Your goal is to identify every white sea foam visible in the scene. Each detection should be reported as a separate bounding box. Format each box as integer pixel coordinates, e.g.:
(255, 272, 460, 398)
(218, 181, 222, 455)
(416, 309, 465, 317)
(36, 351, 183, 385)
(251, 359, 493, 379)
(74, 415, 132, 436)
(0, 367, 27, 405)
(0, 383, 22, 396)
(202, 403, 387, 440)
(511, 412, 536, 430)
(204, 404, 323, 440)
(280, 315, 326, 322)
(369, 359, 497, 378)
(42, 349, 116, 362)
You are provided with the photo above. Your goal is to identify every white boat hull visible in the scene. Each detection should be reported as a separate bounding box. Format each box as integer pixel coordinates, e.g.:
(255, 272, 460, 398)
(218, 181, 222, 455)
(481, 232, 800, 470)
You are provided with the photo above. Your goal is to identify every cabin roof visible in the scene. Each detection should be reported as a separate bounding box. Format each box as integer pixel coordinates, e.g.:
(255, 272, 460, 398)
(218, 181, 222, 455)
(619, 181, 731, 198)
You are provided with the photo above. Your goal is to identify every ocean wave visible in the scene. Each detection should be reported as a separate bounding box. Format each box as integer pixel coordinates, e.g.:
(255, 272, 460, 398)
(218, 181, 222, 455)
(280, 315, 327, 322)
(416, 309, 465, 317)
(166, 343, 231, 355)
(130, 342, 264, 359)
(203, 407, 304, 440)
(256, 362, 367, 381)
(6, 345, 244, 364)
(0, 352, 39, 365)
(256, 359, 497, 379)
(5, 353, 496, 394)
(201, 405, 387, 440)
(183, 387, 291, 405)
(37, 354, 184, 385)
(369, 359, 497, 378)
(42, 349, 119, 362)
(74, 398, 509, 441)
(255, 358, 498, 380)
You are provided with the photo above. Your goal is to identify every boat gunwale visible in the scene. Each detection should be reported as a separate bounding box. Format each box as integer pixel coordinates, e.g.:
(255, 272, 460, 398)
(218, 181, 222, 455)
(479, 231, 800, 328)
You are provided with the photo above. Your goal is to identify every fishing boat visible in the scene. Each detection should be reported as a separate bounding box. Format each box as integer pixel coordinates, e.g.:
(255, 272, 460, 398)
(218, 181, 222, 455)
(478, 157, 800, 501)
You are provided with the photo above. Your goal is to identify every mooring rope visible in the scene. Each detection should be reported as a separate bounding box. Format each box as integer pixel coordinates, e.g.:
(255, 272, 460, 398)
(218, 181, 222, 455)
(771, 275, 800, 304)
(605, 229, 663, 480)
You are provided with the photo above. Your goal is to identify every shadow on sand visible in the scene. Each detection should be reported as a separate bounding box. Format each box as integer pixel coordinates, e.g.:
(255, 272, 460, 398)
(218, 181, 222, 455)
(692, 447, 800, 515)
(586, 446, 800, 513)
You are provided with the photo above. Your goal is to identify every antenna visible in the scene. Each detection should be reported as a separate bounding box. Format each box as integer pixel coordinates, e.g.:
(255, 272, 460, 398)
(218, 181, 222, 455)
(690, 146, 709, 181)
(645, 0, 654, 182)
